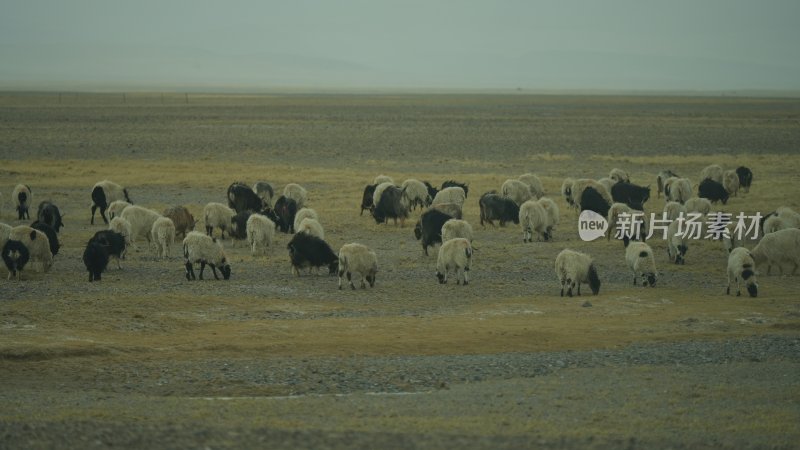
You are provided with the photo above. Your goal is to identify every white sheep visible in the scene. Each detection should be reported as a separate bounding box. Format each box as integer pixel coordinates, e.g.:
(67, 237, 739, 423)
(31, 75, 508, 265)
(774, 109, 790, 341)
(561, 177, 576, 208)
(11, 184, 32, 220)
(441, 219, 474, 243)
(373, 175, 394, 185)
(293, 208, 319, 234)
(609, 168, 630, 184)
(435, 237, 473, 285)
(571, 179, 613, 207)
(700, 164, 724, 183)
(723, 170, 740, 197)
(9, 225, 53, 272)
(107, 200, 131, 220)
(608, 203, 646, 241)
(518, 173, 545, 198)
(667, 219, 689, 265)
(246, 213, 275, 256)
(401, 178, 432, 210)
(501, 179, 533, 205)
(750, 227, 800, 275)
(663, 201, 686, 222)
(283, 183, 308, 208)
(296, 217, 325, 239)
(537, 197, 560, 236)
(337, 243, 378, 290)
(554, 249, 601, 297)
(182, 231, 231, 280)
(431, 186, 466, 209)
(625, 241, 657, 287)
(727, 247, 758, 297)
(432, 202, 463, 220)
(108, 216, 132, 257)
(119, 205, 162, 245)
(519, 200, 551, 242)
(203, 202, 235, 239)
(775, 207, 800, 228)
(684, 197, 711, 215)
(763, 215, 791, 235)
(666, 177, 693, 204)
(151, 216, 175, 259)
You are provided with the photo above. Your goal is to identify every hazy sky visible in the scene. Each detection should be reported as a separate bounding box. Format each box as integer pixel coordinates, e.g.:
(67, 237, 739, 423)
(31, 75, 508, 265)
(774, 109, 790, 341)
(2, 0, 799, 91)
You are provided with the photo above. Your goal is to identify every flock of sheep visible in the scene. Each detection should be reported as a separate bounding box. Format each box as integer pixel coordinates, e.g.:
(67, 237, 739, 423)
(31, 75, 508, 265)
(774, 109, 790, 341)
(2, 162, 799, 297)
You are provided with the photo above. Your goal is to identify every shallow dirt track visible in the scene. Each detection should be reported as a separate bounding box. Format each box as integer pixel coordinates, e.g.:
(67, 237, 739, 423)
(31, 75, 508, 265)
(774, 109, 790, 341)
(1, 93, 799, 449)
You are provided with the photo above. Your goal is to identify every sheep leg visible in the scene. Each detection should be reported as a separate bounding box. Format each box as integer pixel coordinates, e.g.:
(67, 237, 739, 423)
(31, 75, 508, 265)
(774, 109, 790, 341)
(348, 272, 356, 290)
(198, 261, 207, 280)
(633, 275, 637, 286)
(577, 282, 581, 296)
(462, 267, 469, 285)
(185, 262, 195, 280)
(210, 264, 220, 280)
(91, 205, 98, 225)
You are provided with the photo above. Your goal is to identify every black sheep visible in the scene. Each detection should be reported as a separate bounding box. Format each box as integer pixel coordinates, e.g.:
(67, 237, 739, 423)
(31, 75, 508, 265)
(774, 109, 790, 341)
(736, 166, 753, 193)
(2, 240, 30, 280)
(227, 182, 263, 214)
(698, 178, 730, 204)
(36, 201, 64, 233)
(414, 209, 453, 256)
(273, 195, 298, 233)
(82, 240, 110, 282)
(360, 184, 377, 216)
(611, 182, 651, 210)
(287, 232, 338, 276)
(31, 221, 60, 257)
(478, 191, 520, 227)
(230, 210, 253, 240)
(580, 186, 611, 218)
(90, 230, 127, 268)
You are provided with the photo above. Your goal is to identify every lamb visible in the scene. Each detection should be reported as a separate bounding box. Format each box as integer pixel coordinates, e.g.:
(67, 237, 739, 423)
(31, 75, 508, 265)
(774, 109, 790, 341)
(374, 175, 394, 185)
(293, 208, 319, 234)
(2, 239, 29, 280)
(609, 168, 630, 184)
(36, 201, 64, 233)
(519, 200, 551, 242)
(436, 238, 473, 285)
(119, 205, 162, 245)
(253, 181, 275, 208)
(90, 230, 127, 269)
(163, 205, 196, 239)
(726, 247, 758, 297)
(750, 228, 800, 275)
(8, 225, 53, 272)
(287, 232, 338, 276)
(107, 200, 131, 220)
(736, 166, 753, 193)
(401, 179, 433, 210)
(431, 186, 466, 209)
(501, 179, 533, 205)
(656, 170, 679, 198)
(554, 249, 601, 297)
(722, 170, 740, 197)
(82, 239, 109, 282)
(246, 213, 275, 256)
(663, 201, 686, 222)
(12, 184, 32, 220)
(698, 178, 729, 204)
(283, 183, 308, 209)
(91, 180, 131, 225)
(667, 219, 689, 265)
(203, 202, 235, 239)
(608, 203, 646, 241)
(700, 164, 724, 183)
(625, 241, 657, 287)
(337, 243, 378, 290)
(151, 216, 176, 259)
(479, 192, 519, 227)
(183, 231, 231, 280)
(666, 178, 693, 204)
(684, 197, 712, 216)
(108, 217, 132, 257)
(518, 173, 545, 198)
(296, 217, 325, 240)
(441, 219, 473, 243)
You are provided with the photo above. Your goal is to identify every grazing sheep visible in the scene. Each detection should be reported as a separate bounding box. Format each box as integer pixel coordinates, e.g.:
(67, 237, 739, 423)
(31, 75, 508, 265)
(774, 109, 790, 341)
(12, 184, 32, 220)
(293, 208, 319, 234)
(750, 228, 800, 275)
(625, 241, 657, 287)
(151, 216, 176, 259)
(120, 205, 162, 245)
(283, 183, 308, 208)
(700, 164, 724, 183)
(372, 182, 396, 208)
(246, 213, 275, 256)
(415, 209, 453, 256)
(203, 202, 235, 239)
(554, 249, 601, 297)
(663, 201, 686, 222)
(571, 179, 613, 207)
(432, 202, 463, 220)
(441, 180, 469, 198)
(360, 184, 377, 216)
(441, 219, 473, 243)
(537, 197, 560, 232)
(501, 179, 533, 205)
(698, 178, 729, 204)
(36, 201, 64, 233)
(722, 170, 740, 197)
(253, 181, 275, 208)
(108, 217, 132, 257)
(479, 192, 519, 227)
(183, 231, 231, 280)
(337, 243, 378, 290)
(684, 197, 712, 216)
(579, 186, 612, 218)
(227, 182, 263, 214)
(666, 178, 692, 204)
(82, 239, 110, 282)
(432, 186, 466, 209)
(163, 205, 196, 239)
(611, 182, 651, 210)
(90, 230, 127, 269)
(2, 239, 30, 280)
(519, 200, 551, 242)
(727, 247, 758, 297)
(762, 215, 792, 235)
(667, 219, 689, 265)
(287, 232, 338, 276)
(609, 168, 630, 184)
(273, 195, 298, 233)
(401, 178, 433, 210)
(436, 238, 473, 285)
(107, 200, 131, 220)
(296, 217, 325, 240)
(656, 170, 679, 199)
(736, 166, 753, 193)
(374, 175, 394, 185)
(561, 177, 576, 208)
(8, 225, 53, 272)
(372, 185, 410, 226)
(91, 180, 131, 225)
(518, 173, 545, 198)
(608, 203, 646, 241)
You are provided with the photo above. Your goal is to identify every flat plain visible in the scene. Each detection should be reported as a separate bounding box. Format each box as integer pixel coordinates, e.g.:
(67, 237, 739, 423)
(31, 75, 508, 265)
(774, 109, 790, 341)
(1, 92, 799, 449)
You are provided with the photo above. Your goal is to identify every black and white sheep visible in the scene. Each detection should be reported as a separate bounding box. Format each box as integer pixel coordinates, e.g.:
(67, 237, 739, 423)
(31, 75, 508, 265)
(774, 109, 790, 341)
(151, 216, 176, 259)
(283, 183, 308, 209)
(163, 205, 196, 240)
(722, 170, 740, 197)
(120, 205, 163, 245)
(82, 239, 110, 282)
(625, 241, 657, 287)
(90, 180, 131, 225)
(736, 166, 753, 193)
(519, 200, 551, 242)
(554, 249, 601, 297)
(441, 219, 473, 243)
(518, 173, 545, 199)
(478, 192, 519, 227)
(414, 208, 453, 256)
(501, 179, 534, 205)
(656, 170, 679, 199)
(435, 238, 473, 285)
(12, 184, 32, 220)
(337, 243, 378, 290)
(2, 239, 30, 280)
(253, 181, 275, 208)
(203, 202, 236, 239)
(750, 227, 800, 275)
(90, 230, 127, 269)
(372, 185, 409, 226)
(286, 232, 338, 276)
(611, 182, 651, 210)
(8, 225, 53, 273)
(700, 164, 724, 183)
(698, 178, 729, 204)
(273, 195, 298, 233)
(667, 219, 689, 265)
(183, 231, 231, 280)
(227, 182, 263, 214)
(726, 247, 758, 297)
(108, 217, 132, 257)
(401, 178, 433, 210)
(36, 201, 64, 233)
(246, 213, 275, 256)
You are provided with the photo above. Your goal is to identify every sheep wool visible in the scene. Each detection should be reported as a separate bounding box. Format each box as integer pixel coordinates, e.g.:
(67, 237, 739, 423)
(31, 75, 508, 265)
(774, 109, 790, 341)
(436, 238, 473, 285)
(246, 213, 275, 256)
(337, 243, 378, 290)
(151, 216, 176, 259)
(519, 200, 551, 242)
(441, 219, 473, 243)
(432, 186, 466, 209)
(120, 205, 162, 244)
(726, 247, 758, 297)
(700, 164, 724, 183)
(293, 208, 319, 234)
(296, 217, 325, 240)
(750, 227, 800, 276)
(183, 231, 231, 280)
(203, 202, 235, 239)
(9, 225, 53, 273)
(518, 173, 545, 199)
(625, 241, 657, 287)
(501, 179, 533, 205)
(283, 183, 308, 209)
(554, 249, 601, 297)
